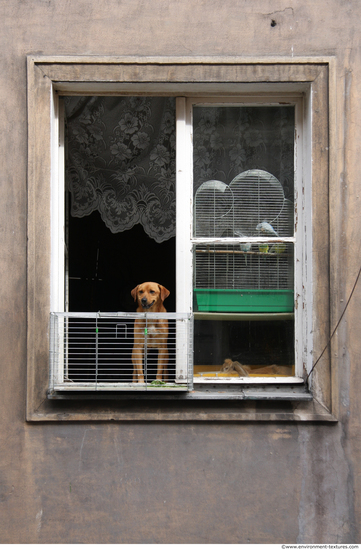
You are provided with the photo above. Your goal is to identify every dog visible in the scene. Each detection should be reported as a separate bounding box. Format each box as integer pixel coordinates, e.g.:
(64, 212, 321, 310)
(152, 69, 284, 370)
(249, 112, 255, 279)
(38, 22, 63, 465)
(131, 282, 170, 383)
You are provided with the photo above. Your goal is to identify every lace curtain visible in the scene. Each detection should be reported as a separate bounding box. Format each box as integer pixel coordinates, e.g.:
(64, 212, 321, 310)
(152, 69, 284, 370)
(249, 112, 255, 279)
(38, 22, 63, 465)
(65, 98, 294, 243)
(65, 96, 176, 243)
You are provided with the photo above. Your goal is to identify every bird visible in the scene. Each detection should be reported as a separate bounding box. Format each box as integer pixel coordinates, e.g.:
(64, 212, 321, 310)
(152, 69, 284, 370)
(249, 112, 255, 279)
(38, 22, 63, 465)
(256, 222, 279, 237)
(234, 231, 252, 265)
(240, 242, 252, 265)
(258, 243, 269, 254)
(269, 242, 286, 254)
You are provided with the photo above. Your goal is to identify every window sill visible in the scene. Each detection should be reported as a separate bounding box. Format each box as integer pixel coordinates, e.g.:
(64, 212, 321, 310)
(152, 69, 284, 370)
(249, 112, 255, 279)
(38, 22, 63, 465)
(48, 384, 311, 401)
(31, 390, 335, 422)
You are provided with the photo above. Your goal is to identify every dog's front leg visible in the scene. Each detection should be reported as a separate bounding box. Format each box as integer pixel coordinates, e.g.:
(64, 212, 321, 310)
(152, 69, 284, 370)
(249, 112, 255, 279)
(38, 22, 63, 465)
(157, 347, 168, 381)
(132, 344, 145, 383)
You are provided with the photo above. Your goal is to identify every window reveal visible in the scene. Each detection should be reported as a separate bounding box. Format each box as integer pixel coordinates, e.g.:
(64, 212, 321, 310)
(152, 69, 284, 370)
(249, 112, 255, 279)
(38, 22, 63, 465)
(26, 57, 335, 419)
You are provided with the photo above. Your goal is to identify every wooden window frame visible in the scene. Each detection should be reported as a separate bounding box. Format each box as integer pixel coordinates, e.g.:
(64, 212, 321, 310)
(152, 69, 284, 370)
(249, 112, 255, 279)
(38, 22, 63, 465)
(27, 56, 337, 421)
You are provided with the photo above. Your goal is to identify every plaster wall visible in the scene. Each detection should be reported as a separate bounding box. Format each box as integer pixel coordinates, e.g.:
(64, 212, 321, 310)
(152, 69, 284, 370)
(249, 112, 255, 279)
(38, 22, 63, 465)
(1, 0, 361, 543)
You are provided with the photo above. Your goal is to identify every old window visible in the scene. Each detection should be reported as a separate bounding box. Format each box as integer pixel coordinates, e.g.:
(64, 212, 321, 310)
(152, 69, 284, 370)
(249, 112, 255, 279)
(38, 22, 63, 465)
(49, 94, 305, 393)
(184, 98, 305, 386)
(27, 57, 336, 421)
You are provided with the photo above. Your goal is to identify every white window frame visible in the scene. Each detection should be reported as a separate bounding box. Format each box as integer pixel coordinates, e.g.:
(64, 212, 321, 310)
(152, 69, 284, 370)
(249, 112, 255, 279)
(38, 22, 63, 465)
(176, 94, 310, 385)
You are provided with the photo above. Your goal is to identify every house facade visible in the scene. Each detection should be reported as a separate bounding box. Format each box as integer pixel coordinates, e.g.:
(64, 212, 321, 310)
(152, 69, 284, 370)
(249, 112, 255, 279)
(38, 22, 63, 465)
(1, 0, 361, 543)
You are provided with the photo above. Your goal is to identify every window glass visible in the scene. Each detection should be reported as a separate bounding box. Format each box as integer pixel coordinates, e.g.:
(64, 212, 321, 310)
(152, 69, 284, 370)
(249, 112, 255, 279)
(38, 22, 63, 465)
(193, 105, 294, 238)
(192, 105, 295, 378)
(194, 319, 295, 378)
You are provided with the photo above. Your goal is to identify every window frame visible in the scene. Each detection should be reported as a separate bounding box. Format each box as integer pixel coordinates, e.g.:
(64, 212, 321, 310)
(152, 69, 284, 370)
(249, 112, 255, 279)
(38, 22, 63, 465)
(177, 95, 306, 384)
(27, 56, 337, 421)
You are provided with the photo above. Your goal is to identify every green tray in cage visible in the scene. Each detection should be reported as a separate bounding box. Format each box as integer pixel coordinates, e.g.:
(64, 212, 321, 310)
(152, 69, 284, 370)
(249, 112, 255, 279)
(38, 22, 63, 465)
(194, 288, 294, 313)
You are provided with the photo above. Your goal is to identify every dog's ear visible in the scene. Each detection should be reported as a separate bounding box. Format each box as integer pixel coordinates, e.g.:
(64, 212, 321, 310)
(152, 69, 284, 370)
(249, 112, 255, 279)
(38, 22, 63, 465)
(159, 285, 170, 302)
(131, 285, 139, 302)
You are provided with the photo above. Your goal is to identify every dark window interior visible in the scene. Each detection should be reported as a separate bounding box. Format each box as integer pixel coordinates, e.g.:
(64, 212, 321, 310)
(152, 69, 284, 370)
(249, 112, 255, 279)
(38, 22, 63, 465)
(194, 319, 294, 367)
(67, 199, 176, 314)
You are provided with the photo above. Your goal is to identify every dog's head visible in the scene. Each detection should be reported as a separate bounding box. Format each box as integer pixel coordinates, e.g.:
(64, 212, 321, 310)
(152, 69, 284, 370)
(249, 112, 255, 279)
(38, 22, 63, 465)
(131, 282, 170, 311)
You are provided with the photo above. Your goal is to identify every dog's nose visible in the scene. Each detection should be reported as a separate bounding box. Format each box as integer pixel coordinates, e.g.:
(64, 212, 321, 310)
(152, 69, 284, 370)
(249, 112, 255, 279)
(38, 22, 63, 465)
(141, 297, 148, 306)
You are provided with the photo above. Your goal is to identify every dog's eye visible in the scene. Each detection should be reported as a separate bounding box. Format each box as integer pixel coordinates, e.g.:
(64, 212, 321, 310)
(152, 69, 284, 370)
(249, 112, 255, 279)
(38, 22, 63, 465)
(139, 290, 144, 295)
(150, 290, 155, 294)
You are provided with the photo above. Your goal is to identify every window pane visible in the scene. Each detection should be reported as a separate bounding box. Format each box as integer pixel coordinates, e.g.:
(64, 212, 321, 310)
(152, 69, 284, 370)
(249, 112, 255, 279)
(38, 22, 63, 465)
(194, 318, 295, 377)
(192, 104, 295, 378)
(193, 105, 294, 238)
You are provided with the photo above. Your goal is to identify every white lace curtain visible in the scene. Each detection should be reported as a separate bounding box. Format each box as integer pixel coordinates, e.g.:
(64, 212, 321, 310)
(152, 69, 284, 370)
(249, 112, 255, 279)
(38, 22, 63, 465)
(65, 97, 294, 243)
(65, 96, 176, 243)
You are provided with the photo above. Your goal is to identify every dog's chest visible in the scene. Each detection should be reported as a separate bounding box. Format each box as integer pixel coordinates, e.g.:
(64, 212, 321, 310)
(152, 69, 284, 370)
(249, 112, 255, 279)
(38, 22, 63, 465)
(146, 322, 164, 347)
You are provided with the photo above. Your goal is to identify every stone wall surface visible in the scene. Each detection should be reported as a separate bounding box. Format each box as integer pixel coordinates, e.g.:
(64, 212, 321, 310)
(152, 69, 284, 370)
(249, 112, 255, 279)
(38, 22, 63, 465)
(0, 0, 361, 543)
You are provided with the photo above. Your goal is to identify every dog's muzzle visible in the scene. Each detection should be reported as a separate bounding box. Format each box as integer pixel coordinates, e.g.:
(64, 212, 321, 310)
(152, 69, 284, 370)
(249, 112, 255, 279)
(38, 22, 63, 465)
(141, 299, 155, 309)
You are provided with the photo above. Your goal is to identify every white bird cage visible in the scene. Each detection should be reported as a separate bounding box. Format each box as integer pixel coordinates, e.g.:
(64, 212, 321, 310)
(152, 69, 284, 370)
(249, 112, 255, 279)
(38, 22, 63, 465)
(194, 169, 293, 238)
(194, 180, 234, 238)
(49, 312, 193, 392)
(193, 169, 294, 313)
(230, 169, 293, 237)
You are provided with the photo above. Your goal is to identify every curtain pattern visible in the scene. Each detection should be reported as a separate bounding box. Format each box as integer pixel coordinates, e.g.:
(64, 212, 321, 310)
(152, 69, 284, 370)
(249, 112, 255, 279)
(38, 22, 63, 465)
(65, 96, 176, 243)
(65, 98, 294, 243)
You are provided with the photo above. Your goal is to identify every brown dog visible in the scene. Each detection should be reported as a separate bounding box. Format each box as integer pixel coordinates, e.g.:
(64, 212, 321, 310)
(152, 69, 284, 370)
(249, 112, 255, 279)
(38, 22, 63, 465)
(131, 282, 170, 383)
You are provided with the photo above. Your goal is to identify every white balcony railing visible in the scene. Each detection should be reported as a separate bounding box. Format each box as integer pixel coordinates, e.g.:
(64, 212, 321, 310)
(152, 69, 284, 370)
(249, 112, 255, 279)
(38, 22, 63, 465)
(49, 312, 193, 392)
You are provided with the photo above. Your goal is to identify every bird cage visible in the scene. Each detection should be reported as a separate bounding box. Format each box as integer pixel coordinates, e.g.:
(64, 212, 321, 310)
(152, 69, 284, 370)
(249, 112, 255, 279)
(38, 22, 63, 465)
(194, 169, 293, 239)
(193, 169, 294, 313)
(49, 312, 193, 392)
(194, 180, 234, 238)
(230, 169, 294, 237)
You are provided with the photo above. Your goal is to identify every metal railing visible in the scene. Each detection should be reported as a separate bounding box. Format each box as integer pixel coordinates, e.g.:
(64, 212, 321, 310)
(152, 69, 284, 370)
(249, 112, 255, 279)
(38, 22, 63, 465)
(49, 312, 193, 392)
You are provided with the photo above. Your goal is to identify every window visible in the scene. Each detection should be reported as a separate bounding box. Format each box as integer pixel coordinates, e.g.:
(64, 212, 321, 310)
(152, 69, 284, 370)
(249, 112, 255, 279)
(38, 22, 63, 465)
(183, 98, 305, 385)
(27, 57, 336, 421)
(52, 94, 303, 391)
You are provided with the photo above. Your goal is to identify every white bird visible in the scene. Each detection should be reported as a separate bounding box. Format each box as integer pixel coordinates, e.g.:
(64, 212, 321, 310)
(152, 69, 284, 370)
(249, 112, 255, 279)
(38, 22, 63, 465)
(256, 222, 279, 237)
(240, 242, 252, 265)
(240, 242, 252, 253)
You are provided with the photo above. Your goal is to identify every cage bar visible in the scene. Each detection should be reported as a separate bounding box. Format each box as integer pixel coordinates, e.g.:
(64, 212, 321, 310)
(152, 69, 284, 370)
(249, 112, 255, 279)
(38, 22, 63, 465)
(193, 242, 294, 313)
(194, 170, 294, 239)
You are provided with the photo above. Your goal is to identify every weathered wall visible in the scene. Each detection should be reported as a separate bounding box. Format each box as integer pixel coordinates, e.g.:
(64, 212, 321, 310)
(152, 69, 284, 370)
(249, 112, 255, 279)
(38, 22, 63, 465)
(1, 0, 361, 543)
